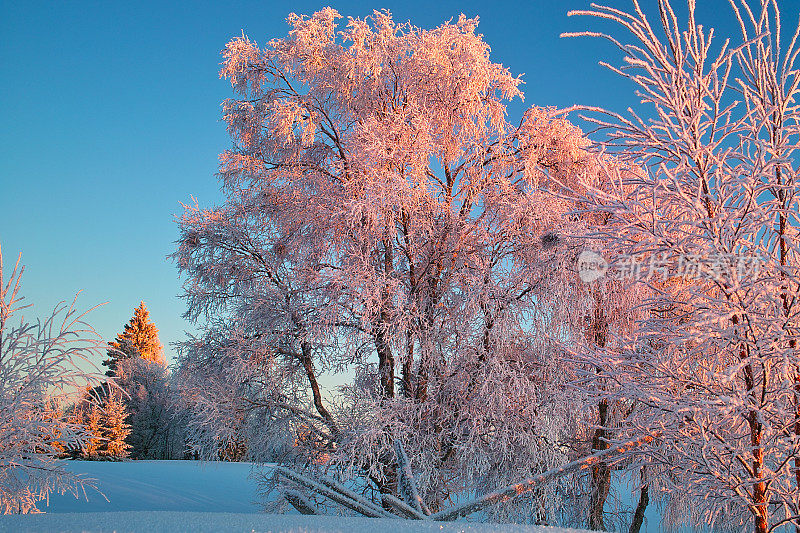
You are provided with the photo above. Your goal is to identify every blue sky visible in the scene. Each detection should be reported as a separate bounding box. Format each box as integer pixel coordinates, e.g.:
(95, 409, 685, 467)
(2, 0, 798, 366)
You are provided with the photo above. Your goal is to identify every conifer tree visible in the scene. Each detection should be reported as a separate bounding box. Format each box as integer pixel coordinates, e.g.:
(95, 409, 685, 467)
(62, 405, 85, 458)
(41, 399, 67, 457)
(100, 392, 131, 459)
(103, 302, 165, 375)
(82, 404, 102, 458)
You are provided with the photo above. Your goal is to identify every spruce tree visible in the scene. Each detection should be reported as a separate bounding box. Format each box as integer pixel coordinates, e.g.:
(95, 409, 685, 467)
(82, 403, 102, 458)
(103, 302, 165, 375)
(100, 392, 131, 459)
(63, 404, 85, 458)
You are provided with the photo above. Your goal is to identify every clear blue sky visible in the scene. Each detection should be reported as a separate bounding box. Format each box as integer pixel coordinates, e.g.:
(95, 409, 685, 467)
(2, 0, 798, 366)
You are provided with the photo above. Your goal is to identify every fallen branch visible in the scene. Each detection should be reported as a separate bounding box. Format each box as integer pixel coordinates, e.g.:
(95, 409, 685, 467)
(382, 493, 427, 520)
(284, 490, 319, 515)
(273, 465, 392, 518)
(315, 471, 390, 518)
(431, 431, 661, 521)
(394, 440, 430, 516)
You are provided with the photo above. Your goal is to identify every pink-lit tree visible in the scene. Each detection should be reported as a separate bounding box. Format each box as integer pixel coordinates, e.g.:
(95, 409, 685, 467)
(0, 245, 106, 513)
(174, 8, 605, 523)
(565, 1, 800, 531)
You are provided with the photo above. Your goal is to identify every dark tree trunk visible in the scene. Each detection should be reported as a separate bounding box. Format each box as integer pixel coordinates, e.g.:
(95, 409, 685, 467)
(589, 296, 611, 531)
(795, 371, 800, 533)
(589, 398, 611, 531)
(628, 467, 648, 533)
(299, 341, 339, 437)
(778, 210, 799, 533)
(377, 243, 395, 399)
(402, 332, 413, 398)
(743, 358, 767, 533)
(375, 326, 395, 399)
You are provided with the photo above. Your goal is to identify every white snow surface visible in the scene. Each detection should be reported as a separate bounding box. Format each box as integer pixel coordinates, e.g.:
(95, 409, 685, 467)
(37, 460, 262, 513)
(0, 460, 596, 532)
(0, 512, 595, 533)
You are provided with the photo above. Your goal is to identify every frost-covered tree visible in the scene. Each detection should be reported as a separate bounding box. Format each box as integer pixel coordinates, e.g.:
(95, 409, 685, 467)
(565, 1, 800, 531)
(101, 304, 182, 458)
(115, 357, 185, 459)
(0, 245, 105, 513)
(103, 302, 165, 375)
(71, 386, 133, 460)
(81, 402, 103, 458)
(174, 8, 600, 522)
(100, 390, 131, 459)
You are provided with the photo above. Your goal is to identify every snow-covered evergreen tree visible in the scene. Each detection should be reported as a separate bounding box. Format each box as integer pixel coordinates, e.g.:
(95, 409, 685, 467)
(101, 303, 187, 459)
(103, 302, 165, 375)
(81, 402, 103, 458)
(100, 391, 131, 459)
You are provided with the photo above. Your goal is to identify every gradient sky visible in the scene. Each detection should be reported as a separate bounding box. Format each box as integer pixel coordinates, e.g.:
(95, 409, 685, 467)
(2, 0, 799, 367)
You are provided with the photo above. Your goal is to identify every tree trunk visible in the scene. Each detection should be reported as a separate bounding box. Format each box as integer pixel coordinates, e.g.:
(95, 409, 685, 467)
(628, 466, 648, 533)
(752, 441, 768, 533)
(589, 398, 611, 531)
(402, 331, 413, 398)
(299, 341, 340, 437)
(377, 243, 395, 399)
(779, 208, 799, 533)
(375, 326, 395, 399)
(589, 295, 611, 531)
(747, 373, 768, 533)
(795, 371, 800, 533)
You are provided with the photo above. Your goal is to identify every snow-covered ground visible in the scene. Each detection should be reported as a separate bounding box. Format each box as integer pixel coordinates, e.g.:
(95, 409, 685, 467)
(0, 460, 606, 532)
(37, 460, 262, 513)
(0, 511, 596, 533)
